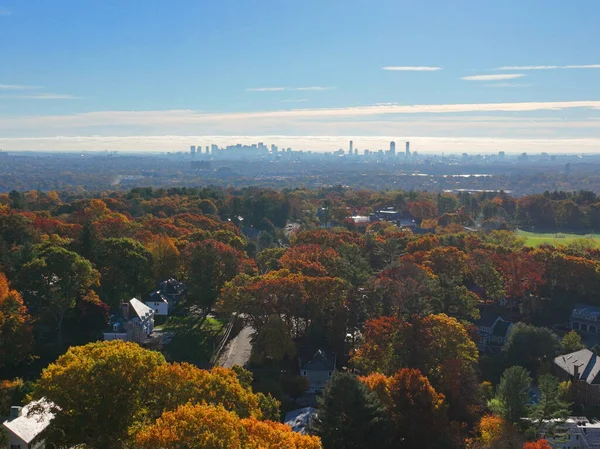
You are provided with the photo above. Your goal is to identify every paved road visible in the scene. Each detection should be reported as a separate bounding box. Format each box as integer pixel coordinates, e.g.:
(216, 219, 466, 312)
(217, 325, 254, 368)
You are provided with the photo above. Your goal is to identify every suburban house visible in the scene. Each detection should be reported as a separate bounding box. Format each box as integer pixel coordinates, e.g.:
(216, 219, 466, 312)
(368, 208, 421, 230)
(554, 349, 600, 406)
(544, 417, 600, 449)
(103, 298, 155, 343)
(2, 399, 54, 449)
(146, 291, 170, 316)
(571, 304, 600, 334)
(475, 309, 514, 350)
(300, 349, 336, 394)
(158, 278, 187, 305)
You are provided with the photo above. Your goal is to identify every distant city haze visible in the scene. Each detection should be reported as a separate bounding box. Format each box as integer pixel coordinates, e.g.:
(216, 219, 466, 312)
(2, 135, 600, 154)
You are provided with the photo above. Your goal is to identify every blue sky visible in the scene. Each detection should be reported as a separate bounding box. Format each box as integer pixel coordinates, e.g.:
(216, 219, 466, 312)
(1, 0, 600, 153)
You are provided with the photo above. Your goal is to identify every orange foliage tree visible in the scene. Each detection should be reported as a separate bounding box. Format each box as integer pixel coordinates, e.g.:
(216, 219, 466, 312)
(0, 273, 33, 368)
(361, 368, 446, 449)
(135, 403, 322, 449)
(523, 440, 552, 449)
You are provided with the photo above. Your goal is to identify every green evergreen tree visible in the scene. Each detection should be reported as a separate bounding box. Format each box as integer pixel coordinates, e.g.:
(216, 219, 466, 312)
(492, 366, 532, 424)
(530, 374, 571, 436)
(313, 372, 388, 449)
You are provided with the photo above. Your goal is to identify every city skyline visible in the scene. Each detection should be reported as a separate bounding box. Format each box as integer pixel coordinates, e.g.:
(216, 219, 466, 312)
(1, 0, 599, 153)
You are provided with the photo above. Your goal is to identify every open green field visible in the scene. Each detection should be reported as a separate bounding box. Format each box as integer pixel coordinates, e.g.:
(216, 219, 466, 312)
(518, 230, 600, 248)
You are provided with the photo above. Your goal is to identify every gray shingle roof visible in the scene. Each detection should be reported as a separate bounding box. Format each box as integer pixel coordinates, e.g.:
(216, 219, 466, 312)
(555, 349, 600, 385)
(301, 349, 336, 371)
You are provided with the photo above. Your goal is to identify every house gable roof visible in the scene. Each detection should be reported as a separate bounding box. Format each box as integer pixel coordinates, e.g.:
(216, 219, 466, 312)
(129, 298, 153, 320)
(2, 399, 54, 444)
(301, 349, 336, 371)
(554, 349, 600, 385)
(572, 303, 600, 321)
(492, 319, 512, 337)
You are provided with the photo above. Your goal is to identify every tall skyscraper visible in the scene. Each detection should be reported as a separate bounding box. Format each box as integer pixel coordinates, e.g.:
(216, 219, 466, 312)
(405, 141, 411, 157)
(190, 145, 196, 155)
(349, 140, 353, 154)
(390, 141, 396, 156)
(205, 146, 210, 154)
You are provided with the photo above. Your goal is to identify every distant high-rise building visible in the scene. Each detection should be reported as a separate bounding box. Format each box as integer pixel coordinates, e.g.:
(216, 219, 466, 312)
(498, 151, 505, 159)
(354, 149, 358, 156)
(405, 141, 411, 157)
(190, 145, 196, 155)
(349, 140, 353, 154)
(390, 141, 396, 156)
(205, 146, 210, 154)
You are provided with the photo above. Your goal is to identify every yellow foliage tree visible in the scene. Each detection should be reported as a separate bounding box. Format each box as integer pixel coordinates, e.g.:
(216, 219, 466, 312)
(33, 340, 167, 449)
(147, 234, 180, 281)
(143, 363, 269, 420)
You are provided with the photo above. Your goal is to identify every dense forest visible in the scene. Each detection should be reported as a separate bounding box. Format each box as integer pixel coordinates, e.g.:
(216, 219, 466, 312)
(1, 186, 599, 448)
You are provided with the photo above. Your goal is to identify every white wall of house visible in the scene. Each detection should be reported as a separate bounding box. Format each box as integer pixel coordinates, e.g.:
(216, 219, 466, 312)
(146, 300, 169, 316)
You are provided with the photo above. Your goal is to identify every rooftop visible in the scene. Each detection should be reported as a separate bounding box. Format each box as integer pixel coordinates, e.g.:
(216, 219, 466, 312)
(554, 349, 600, 385)
(572, 303, 600, 319)
(2, 399, 54, 444)
(129, 298, 153, 320)
(301, 349, 336, 371)
(284, 407, 317, 434)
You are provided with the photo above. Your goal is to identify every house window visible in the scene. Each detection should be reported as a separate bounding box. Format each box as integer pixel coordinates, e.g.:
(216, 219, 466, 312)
(576, 435, 580, 440)
(11, 445, 21, 449)
(328, 371, 332, 377)
(302, 371, 307, 376)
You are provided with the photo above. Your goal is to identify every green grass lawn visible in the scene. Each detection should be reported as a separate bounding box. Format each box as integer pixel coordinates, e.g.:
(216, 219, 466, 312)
(158, 314, 226, 368)
(518, 230, 600, 248)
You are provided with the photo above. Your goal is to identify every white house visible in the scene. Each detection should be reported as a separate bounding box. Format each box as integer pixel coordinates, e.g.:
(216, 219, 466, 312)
(2, 399, 54, 449)
(103, 298, 155, 343)
(145, 294, 169, 316)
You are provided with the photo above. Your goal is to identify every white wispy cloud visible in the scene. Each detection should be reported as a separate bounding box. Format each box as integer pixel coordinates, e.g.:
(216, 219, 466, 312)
(1, 101, 600, 132)
(497, 64, 600, 70)
(382, 66, 442, 71)
(462, 74, 525, 81)
(0, 84, 44, 90)
(0, 93, 83, 99)
(485, 83, 533, 88)
(247, 86, 333, 92)
(0, 7, 10, 16)
(246, 87, 286, 92)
